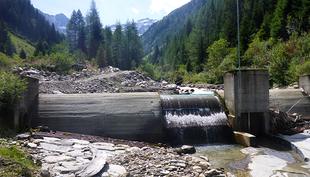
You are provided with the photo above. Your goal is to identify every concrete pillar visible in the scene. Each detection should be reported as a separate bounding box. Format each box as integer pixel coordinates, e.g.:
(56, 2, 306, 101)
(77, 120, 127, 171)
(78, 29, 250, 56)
(14, 76, 39, 132)
(224, 70, 269, 136)
(298, 75, 310, 93)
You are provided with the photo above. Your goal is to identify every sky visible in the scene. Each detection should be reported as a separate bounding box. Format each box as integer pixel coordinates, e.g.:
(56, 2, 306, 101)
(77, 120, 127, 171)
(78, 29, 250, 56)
(31, 0, 191, 26)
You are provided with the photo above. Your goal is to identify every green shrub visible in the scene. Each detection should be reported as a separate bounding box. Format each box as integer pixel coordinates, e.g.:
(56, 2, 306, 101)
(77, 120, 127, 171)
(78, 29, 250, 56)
(0, 72, 28, 123)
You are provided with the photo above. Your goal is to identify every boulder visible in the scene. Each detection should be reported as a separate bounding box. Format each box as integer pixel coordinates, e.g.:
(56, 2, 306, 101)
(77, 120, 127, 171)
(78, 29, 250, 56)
(174, 145, 196, 154)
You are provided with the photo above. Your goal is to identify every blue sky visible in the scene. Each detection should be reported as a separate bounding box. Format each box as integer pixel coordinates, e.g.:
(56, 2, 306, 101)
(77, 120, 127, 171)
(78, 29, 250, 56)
(31, 0, 191, 26)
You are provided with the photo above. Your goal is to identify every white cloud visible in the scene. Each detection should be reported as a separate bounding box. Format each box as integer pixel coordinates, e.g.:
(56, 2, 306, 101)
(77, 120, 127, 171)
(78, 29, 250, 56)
(131, 7, 139, 14)
(149, 0, 191, 15)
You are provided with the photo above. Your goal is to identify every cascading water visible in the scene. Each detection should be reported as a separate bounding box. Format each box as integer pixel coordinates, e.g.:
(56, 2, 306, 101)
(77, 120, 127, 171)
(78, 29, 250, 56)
(160, 94, 235, 145)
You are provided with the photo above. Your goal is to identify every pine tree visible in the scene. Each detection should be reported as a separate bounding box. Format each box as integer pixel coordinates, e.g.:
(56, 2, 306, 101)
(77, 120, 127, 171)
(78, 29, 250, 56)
(76, 10, 87, 53)
(5, 36, 15, 57)
(104, 26, 113, 66)
(112, 22, 124, 68)
(270, 0, 290, 39)
(154, 44, 160, 64)
(123, 20, 143, 70)
(19, 48, 26, 59)
(66, 10, 78, 53)
(97, 45, 106, 68)
(86, 0, 103, 60)
(34, 38, 45, 56)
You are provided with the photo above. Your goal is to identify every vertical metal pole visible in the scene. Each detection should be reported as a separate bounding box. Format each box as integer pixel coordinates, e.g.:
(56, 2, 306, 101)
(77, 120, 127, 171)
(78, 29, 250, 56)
(237, 0, 241, 88)
(248, 112, 251, 133)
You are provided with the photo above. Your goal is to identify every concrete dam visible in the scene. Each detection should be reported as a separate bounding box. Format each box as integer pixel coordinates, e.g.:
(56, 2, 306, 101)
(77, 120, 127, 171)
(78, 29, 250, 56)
(31, 92, 233, 144)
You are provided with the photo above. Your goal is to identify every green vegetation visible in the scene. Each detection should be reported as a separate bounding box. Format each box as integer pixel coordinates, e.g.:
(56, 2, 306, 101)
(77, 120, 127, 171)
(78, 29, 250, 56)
(0, 140, 39, 176)
(66, 0, 143, 71)
(140, 0, 310, 87)
(0, 72, 28, 125)
(10, 33, 35, 58)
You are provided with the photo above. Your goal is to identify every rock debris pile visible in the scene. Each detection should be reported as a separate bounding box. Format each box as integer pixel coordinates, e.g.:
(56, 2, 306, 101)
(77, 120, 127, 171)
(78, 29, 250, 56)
(12, 132, 229, 177)
(14, 66, 223, 95)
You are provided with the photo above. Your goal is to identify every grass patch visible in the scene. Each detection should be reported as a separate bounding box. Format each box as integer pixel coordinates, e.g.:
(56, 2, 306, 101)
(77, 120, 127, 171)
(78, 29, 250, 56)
(0, 140, 39, 176)
(10, 33, 35, 57)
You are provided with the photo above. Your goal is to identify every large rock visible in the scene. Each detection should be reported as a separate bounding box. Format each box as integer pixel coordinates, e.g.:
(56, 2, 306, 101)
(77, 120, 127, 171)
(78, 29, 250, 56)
(174, 145, 196, 154)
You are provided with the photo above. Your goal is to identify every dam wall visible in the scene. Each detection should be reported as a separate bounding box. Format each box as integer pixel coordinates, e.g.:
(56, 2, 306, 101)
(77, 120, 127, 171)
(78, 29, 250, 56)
(31, 92, 164, 143)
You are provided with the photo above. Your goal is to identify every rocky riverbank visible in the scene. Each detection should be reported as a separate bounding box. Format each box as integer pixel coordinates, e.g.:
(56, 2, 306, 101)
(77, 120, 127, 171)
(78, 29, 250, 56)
(14, 66, 223, 95)
(12, 132, 229, 177)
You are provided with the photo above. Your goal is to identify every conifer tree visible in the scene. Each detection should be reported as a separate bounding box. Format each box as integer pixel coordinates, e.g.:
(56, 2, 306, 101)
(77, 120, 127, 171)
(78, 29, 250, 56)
(5, 37, 14, 57)
(86, 0, 103, 60)
(34, 38, 45, 56)
(112, 23, 124, 68)
(103, 26, 113, 66)
(97, 45, 106, 68)
(19, 48, 26, 59)
(123, 20, 143, 70)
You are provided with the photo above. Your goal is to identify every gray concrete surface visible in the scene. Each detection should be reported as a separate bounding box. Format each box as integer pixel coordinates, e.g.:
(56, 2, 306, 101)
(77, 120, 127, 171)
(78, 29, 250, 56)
(14, 76, 39, 131)
(31, 92, 164, 143)
(224, 70, 269, 136)
(270, 88, 310, 117)
(299, 75, 310, 93)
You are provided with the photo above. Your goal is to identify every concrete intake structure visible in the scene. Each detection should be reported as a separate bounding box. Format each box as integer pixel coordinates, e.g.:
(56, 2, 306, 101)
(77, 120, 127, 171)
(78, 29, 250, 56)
(224, 70, 270, 136)
(32, 93, 165, 143)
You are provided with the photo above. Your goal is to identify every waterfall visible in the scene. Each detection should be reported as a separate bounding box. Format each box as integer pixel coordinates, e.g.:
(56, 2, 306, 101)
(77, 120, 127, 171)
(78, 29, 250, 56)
(160, 94, 235, 145)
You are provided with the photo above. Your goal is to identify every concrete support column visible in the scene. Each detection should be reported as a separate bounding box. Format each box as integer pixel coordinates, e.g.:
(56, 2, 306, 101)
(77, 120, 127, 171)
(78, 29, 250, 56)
(299, 75, 310, 93)
(224, 70, 269, 136)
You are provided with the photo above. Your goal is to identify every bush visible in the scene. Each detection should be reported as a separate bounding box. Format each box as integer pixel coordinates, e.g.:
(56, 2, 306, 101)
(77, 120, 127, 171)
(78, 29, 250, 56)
(0, 72, 28, 123)
(48, 51, 73, 74)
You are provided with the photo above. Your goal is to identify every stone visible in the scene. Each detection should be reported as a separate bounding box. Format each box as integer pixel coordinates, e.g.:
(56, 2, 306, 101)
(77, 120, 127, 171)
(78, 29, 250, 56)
(199, 156, 209, 162)
(199, 173, 206, 177)
(40, 143, 71, 153)
(204, 169, 221, 176)
(106, 164, 127, 176)
(176, 163, 186, 168)
(27, 143, 38, 148)
(66, 150, 84, 157)
(52, 91, 64, 94)
(199, 161, 211, 169)
(126, 147, 140, 152)
(174, 145, 196, 154)
(168, 166, 178, 171)
(193, 166, 203, 173)
(160, 170, 170, 175)
(16, 132, 31, 140)
(67, 139, 90, 145)
(44, 155, 75, 164)
(41, 170, 51, 177)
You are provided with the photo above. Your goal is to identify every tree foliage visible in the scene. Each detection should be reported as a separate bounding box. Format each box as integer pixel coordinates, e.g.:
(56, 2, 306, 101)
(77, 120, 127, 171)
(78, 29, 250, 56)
(141, 0, 310, 86)
(0, 72, 28, 123)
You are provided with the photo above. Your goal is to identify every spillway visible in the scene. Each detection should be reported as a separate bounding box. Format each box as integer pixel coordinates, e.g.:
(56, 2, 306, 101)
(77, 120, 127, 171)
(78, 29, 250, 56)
(160, 95, 235, 145)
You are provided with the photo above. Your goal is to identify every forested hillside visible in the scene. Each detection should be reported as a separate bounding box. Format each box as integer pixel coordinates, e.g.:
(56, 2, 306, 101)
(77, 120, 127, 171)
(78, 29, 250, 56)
(140, 0, 310, 86)
(0, 0, 64, 44)
(0, 0, 65, 69)
(141, 0, 208, 55)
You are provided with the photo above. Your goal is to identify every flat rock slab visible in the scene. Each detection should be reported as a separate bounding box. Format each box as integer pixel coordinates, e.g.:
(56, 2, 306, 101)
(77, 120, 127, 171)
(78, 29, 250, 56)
(44, 155, 75, 164)
(40, 143, 72, 153)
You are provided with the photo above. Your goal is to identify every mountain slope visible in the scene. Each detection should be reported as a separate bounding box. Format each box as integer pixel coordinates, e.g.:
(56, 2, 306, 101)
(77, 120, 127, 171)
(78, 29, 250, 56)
(39, 10, 69, 34)
(110, 18, 159, 36)
(141, 0, 208, 55)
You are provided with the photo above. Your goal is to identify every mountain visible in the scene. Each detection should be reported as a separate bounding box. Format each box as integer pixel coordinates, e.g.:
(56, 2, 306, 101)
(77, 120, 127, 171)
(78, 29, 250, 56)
(38, 10, 69, 34)
(110, 18, 159, 36)
(141, 0, 208, 55)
